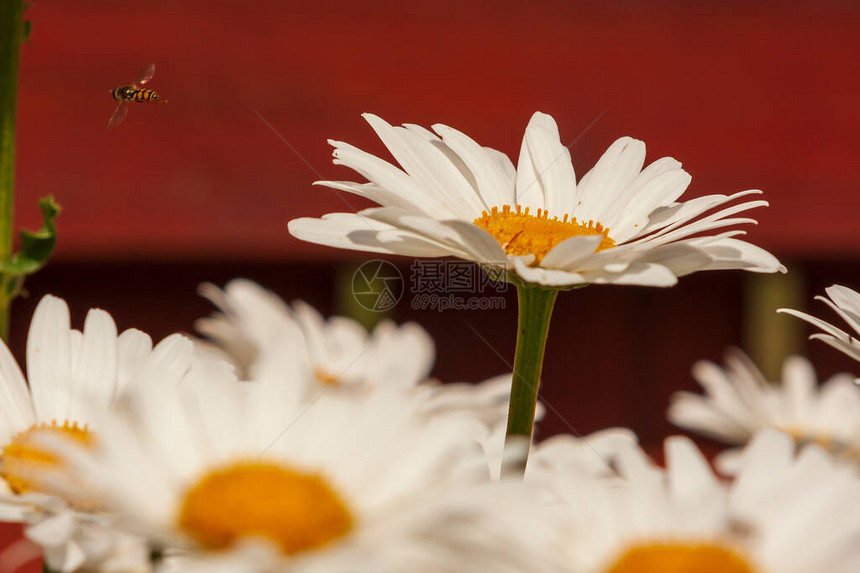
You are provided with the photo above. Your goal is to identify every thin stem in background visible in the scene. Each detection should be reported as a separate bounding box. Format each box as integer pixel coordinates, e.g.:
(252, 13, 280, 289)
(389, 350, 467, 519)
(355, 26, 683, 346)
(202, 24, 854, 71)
(0, 0, 26, 340)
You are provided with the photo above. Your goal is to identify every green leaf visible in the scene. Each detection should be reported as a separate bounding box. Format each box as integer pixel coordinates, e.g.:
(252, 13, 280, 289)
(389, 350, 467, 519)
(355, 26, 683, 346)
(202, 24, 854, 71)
(0, 195, 60, 275)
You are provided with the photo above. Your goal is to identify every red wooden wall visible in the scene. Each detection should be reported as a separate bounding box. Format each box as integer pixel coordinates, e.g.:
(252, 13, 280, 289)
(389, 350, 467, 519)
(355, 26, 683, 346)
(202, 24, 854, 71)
(15, 1, 860, 261)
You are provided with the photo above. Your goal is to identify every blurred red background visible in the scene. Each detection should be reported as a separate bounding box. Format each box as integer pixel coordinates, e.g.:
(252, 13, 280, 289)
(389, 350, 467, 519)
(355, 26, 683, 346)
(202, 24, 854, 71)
(3, 1, 860, 570)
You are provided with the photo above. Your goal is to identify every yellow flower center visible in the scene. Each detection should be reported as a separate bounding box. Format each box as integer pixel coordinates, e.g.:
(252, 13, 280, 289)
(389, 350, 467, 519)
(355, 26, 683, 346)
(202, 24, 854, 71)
(778, 426, 860, 462)
(177, 461, 354, 555)
(473, 205, 615, 264)
(1, 421, 94, 496)
(313, 367, 341, 387)
(780, 426, 834, 449)
(604, 542, 756, 573)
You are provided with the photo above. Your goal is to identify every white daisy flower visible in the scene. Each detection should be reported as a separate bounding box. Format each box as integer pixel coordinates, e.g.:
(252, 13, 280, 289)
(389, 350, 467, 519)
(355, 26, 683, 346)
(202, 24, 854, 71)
(196, 279, 434, 391)
(548, 431, 860, 573)
(668, 351, 860, 470)
(0, 295, 233, 572)
(779, 284, 860, 368)
(288, 112, 785, 287)
(196, 280, 519, 429)
(34, 375, 561, 573)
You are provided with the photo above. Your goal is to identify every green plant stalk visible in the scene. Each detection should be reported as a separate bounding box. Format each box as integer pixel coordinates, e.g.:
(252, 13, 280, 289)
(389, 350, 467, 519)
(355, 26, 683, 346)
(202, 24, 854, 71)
(503, 283, 558, 476)
(0, 275, 11, 342)
(0, 0, 25, 340)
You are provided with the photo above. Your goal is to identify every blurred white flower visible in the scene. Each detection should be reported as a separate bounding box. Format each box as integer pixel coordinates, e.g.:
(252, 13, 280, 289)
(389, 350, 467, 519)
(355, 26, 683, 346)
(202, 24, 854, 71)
(196, 279, 518, 429)
(35, 375, 561, 573)
(548, 431, 860, 573)
(779, 284, 860, 368)
(668, 351, 860, 471)
(0, 295, 232, 572)
(196, 279, 433, 391)
(289, 112, 784, 287)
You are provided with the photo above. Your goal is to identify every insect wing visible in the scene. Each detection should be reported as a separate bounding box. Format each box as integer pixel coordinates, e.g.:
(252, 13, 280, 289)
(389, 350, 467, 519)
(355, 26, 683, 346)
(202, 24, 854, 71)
(107, 101, 129, 129)
(133, 63, 156, 88)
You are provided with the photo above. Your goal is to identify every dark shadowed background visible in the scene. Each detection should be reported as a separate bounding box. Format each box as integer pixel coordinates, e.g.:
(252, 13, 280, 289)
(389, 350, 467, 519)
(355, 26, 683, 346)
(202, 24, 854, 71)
(2, 1, 860, 569)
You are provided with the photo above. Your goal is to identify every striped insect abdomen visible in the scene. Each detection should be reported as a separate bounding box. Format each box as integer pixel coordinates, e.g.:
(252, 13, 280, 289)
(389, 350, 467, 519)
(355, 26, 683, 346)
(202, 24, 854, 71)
(133, 89, 158, 102)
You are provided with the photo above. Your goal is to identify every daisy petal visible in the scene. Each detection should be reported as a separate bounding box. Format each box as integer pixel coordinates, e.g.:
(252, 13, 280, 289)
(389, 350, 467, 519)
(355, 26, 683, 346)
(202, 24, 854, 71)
(634, 241, 714, 277)
(809, 334, 860, 362)
(515, 112, 576, 215)
(143, 334, 192, 388)
(632, 190, 763, 241)
(574, 136, 646, 223)
(510, 257, 586, 286)
(665, 436, 720, 502)
(816, 294, 860, 338)
(366, 208, 504, 262)
(313, 180, 435, 215)
(580, 262, 678, 286)
(363, 114, 485, 216)
(432, 123, 516, 209)
(824, 285, 860, 318)
(608, 164, 691, 242)
(67, 309, 118, 421)
(668, 394, 753, 443)
(777, 309, 852, 341)
(27, 295, 72, 421)
(325, 139, 455, 218)
(541, 234, 604, 269)
(697, 238, 786, 274)
(289, 213, 457, 257)
(0, 338, 36, 444)
(117, 329, 154, 393)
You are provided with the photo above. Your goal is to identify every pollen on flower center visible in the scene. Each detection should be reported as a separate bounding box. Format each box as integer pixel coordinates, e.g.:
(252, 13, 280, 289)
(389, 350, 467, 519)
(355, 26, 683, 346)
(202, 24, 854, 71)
(1, 420, 94, 495)
(604, 542, 756, 573)
(473, 205, 615, 263)
(177, 461, 354, 555)
(313, 367, 341, 387)
(779, 426, 836, 450)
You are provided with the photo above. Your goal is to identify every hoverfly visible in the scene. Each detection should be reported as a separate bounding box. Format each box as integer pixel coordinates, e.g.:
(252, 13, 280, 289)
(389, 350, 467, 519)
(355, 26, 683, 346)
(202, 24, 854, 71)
(108, 63, 167, 129)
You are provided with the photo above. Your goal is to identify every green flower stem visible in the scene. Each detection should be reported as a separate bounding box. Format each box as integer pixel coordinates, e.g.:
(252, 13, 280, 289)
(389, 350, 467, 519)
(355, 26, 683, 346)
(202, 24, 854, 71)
(0, 280, 9, 341)
(503, 283, 559, 476)
(0, 0, 26, 340)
